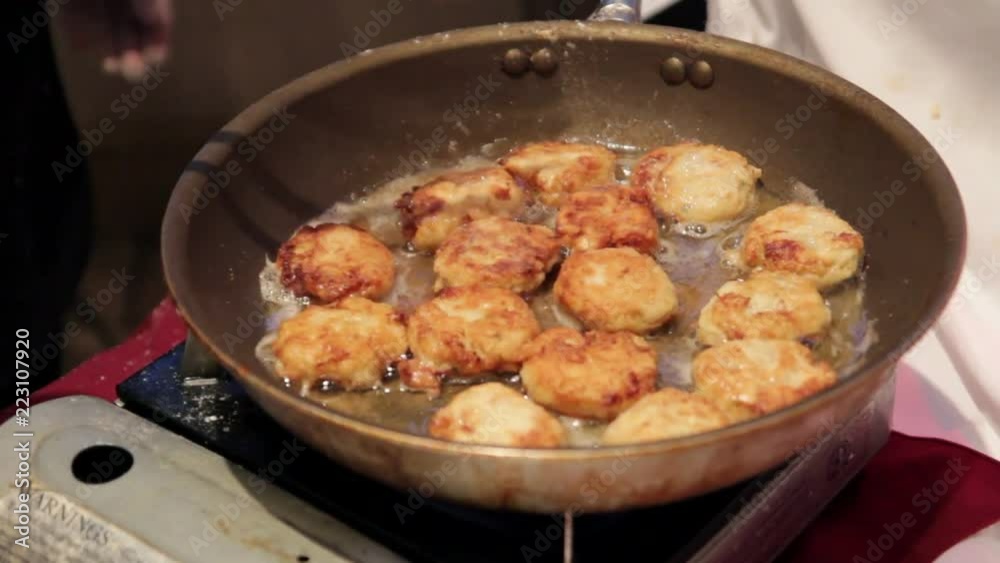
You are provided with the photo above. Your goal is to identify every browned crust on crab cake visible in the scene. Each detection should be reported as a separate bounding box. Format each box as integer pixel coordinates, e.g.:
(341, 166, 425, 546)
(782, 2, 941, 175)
(692, 339, 837, 421)
(428, 383, 567, 447)
(499, 141, 617, 207)
(395, 166, 525, 251)
(398, 286, 541, 393)
(554, 247, 678, 333)
(520, 327, 657, 420)
(433, 217, 561, 293)
(633, 142, 760, 224)
(740, 203, 864, 289)
(273, 297, 407, 389)
(602, 388, 730, 445)
(556, 185, 659, 253)
(277, 223, 395, 304)
(697, 272, 831, 346)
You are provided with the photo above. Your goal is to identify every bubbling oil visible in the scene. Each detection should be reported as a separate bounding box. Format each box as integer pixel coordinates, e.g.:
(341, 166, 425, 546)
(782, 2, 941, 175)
(255, 143, 875, 447)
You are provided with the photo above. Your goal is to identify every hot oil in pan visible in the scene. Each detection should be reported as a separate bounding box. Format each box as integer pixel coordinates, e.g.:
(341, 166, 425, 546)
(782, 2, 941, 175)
(255, 144, 876, 447)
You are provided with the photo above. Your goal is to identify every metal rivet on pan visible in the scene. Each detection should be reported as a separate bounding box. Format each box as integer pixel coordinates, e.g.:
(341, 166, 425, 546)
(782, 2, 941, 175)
(530, 48, 559, 75)
(502, 48, 530, 76)
(689, 60, 715, 89)
(659, 57, 687, 85)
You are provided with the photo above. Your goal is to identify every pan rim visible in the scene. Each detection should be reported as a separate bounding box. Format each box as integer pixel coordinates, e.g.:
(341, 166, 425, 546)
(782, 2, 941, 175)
(162, 20, 966, 459)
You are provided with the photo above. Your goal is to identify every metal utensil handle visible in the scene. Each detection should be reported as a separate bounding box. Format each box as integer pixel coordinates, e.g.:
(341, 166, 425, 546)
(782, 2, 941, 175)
(589, 0, 642, 23)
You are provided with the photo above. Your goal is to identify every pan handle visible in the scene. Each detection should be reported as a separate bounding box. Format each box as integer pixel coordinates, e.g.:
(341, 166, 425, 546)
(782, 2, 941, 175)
(589, 0, 642, 23)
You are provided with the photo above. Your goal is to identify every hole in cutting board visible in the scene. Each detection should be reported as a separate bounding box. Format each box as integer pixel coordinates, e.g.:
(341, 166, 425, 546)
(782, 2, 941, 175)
(71, 445, 135, 484)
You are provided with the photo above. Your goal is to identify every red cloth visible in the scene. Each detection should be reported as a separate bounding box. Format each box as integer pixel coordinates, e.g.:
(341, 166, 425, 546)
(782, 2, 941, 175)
(7, 298, 1000, 562)
(17, 298, 187, 409)
(782, 433, 1000, 562)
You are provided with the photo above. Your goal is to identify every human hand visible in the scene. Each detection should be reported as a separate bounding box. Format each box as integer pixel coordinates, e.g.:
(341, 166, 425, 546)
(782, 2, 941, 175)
(61, 0, 173, 82)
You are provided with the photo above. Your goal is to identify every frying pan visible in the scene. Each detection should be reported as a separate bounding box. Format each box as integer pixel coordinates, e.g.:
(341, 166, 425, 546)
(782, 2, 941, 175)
(161, 0, 965, 512)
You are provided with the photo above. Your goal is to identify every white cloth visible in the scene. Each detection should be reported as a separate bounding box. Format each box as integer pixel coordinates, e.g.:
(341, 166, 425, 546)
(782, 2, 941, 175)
(642, 0, 685, 15)
(705, 1, 1000, 559)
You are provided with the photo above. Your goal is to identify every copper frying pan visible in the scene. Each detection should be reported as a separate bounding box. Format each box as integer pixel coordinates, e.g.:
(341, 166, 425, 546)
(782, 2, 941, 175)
(161, 1, 965, 512)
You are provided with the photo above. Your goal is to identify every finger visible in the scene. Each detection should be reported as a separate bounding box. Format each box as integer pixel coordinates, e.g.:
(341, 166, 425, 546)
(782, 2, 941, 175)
(119, 50, 148, 82)
(102, 55, 122, 75)
(126, 0, 172, 65)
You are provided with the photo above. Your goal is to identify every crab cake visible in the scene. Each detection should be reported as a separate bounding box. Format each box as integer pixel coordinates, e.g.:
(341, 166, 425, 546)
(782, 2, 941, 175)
(520, 328, 657, 420)
(601, 388, 730, 445)
(697, 272, 831, 347)
(499, 141, 617, 207)
(278, 223, 395, 304)
(556, 185, 659, 254)
(692, 339, 837, 421)
(272, 297, 407, 389)
(633, 142, 761, 224)
(434, 217, 562, 293)
(398, 286, 540, 392)
(428, 383, 567, 447)
(740, 203, 864, 289)
(396, 166, 525, 251)
(554, 247, 678, 333)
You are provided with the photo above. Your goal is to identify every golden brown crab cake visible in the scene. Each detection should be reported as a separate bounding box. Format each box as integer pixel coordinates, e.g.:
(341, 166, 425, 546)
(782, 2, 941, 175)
(428, 383, 567, 447)
(740, 203, 864, 289)
(398, 286, 540, 393)
(520, 328, 657, 420)
(499, 141, 617, 207)
(272, 297, 407, 390)
(633, 142, 761, 225)
(277, 223, 395, 304)
(601, 388, 730, 445)
(433, 217, 562, 293)
(692, 339, 837, 421)
(696, 272, 831, 347)
(554, 247, 678, 333)
(555, 185, 659, 254)
(395, 166, 525, 252)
